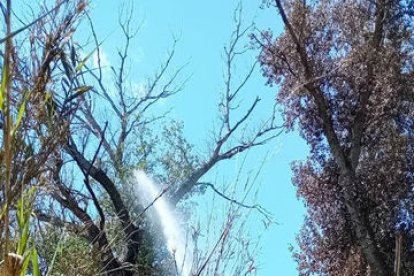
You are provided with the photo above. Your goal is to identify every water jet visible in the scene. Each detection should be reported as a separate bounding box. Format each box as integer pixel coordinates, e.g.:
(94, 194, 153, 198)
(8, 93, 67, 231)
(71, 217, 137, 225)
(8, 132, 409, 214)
(133, 170, 192, 275)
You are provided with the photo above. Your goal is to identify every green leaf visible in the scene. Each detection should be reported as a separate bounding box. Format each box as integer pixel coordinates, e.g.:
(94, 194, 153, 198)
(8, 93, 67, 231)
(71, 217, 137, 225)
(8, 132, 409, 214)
(32, 247, 40, 276)
(75, 48, 96, 73)
(16, 187, 36, 255)
(46, 231, 65, 276)
(75, 35, 108, 73)
(0, 65, 7, 111)
(44, 92, 55, 127)
(20, 252, 31, 276)
(16, 195, 24, 230)
(12, 91, 30, 136)
(26, 186, 37, 200)
(17, 220, 29, 255)
(0, 202, 7, 221)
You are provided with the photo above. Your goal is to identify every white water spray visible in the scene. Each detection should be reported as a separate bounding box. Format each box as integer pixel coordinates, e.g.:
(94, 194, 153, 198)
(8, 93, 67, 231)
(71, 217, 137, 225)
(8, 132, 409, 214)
(133, 170, 192, 275)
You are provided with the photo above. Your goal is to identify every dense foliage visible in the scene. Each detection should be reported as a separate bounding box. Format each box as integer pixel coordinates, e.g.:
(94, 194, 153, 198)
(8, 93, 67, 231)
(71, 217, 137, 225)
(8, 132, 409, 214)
(258, 0, 414, 274)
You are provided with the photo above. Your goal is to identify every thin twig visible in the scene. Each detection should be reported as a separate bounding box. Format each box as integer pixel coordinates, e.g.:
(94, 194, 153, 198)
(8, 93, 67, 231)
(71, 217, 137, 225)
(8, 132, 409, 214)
(196, 182, 273, 223)
(0, 0, 69, 44)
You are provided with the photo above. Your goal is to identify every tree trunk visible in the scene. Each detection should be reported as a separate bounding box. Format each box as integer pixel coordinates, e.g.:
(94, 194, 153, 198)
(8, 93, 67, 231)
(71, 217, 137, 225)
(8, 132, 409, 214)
(340, 171, 389, 276)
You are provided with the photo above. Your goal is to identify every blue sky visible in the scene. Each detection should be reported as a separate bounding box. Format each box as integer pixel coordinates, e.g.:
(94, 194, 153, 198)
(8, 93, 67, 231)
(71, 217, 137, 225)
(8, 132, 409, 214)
(86, 1, 308, 275)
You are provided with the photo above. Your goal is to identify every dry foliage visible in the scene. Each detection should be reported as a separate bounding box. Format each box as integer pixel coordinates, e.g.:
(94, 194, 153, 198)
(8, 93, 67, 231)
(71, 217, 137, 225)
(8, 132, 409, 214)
(256, 0, 414, 275)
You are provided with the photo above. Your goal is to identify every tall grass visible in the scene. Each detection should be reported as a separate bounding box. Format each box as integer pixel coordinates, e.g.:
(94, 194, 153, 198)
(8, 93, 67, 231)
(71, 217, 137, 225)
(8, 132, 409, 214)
(0, 1, 40, 275)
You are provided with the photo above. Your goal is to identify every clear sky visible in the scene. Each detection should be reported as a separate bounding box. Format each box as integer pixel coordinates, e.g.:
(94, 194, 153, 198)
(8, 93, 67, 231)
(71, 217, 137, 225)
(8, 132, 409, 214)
(86, 1, 308, 275)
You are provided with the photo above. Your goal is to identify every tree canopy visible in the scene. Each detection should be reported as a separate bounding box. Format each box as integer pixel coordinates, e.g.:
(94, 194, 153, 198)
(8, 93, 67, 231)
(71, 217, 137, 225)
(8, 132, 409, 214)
(257, 0, 414, 275)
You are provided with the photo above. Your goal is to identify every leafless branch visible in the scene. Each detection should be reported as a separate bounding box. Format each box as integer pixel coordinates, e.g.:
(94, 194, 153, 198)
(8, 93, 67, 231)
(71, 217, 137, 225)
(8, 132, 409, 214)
(195, 217, 233, 276)
(0, 0, 72, 44)
(196, 182, 273, 222)
(81, 122, 108, 230)
(171, 8, 282, 204)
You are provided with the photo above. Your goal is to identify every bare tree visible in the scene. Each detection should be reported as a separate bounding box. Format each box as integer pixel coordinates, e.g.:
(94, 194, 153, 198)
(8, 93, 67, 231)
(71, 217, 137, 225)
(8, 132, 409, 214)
(2, 1, 279, 275)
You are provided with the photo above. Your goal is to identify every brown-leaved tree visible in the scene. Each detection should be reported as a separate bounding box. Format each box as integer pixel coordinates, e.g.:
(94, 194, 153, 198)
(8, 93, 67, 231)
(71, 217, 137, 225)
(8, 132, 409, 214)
(256, 0, 414, 275)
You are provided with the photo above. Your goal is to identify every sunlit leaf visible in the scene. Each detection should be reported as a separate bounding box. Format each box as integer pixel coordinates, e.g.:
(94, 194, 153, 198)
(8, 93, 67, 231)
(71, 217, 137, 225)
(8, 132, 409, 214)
(32, 247, 40, 276)
(16, 195, 24, 230)
(17, 220, 29, 255)
(0, 65, 7, 111)
(12, 91, 30, 137)
(74, 85, 93, 94)
(75, 48, 96, 73)
(75, 36, 107, 72)
(20, 252, 31, 276)
(0, 202, 7, 221)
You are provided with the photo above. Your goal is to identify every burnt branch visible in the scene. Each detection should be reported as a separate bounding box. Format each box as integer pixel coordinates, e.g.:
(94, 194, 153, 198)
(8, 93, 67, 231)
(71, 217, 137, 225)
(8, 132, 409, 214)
(63, 137, 142, 265)
(81, 122, 108, 230)
(50, 157, 122, 272)
(171, 6, 281, 205)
